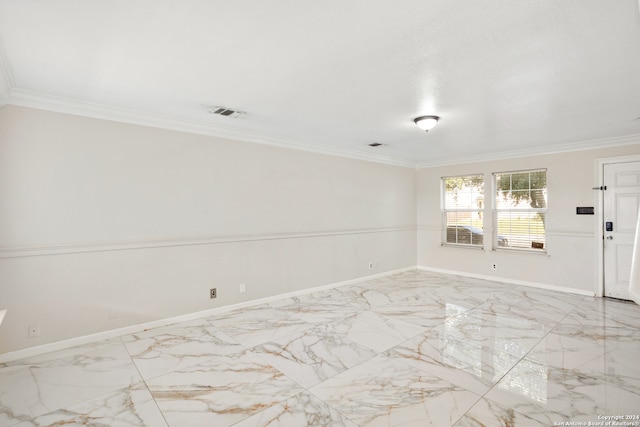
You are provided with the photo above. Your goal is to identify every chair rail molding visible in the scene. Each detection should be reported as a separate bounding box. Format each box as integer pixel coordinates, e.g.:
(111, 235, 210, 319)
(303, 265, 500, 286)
(0, 226, 417, 259)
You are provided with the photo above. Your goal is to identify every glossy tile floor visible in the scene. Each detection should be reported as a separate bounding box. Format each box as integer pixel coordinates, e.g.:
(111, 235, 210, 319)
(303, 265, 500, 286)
(2, 270, 640, 426)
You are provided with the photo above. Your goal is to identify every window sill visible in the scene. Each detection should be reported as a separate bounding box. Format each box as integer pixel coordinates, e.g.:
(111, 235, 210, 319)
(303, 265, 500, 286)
(492, 247, 548, 256)
(441, 243, 484, 250)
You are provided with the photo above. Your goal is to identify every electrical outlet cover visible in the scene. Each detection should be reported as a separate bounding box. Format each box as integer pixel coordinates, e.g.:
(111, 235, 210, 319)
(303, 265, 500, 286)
(28, 324, 40, 338)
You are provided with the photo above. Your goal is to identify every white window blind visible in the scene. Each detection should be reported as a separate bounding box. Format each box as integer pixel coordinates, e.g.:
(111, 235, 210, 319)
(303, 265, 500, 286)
(494, 169, 547, 251)
(442, 174, 484, 247)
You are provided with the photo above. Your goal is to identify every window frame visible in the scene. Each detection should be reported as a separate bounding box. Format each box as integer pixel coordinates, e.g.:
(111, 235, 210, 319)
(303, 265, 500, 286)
(441, 173, 485, 249)
(492, 168, 547, 253)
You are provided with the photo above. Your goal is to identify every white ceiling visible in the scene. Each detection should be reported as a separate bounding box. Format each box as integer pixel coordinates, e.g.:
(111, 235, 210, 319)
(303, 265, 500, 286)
(1, 0, 640, 167)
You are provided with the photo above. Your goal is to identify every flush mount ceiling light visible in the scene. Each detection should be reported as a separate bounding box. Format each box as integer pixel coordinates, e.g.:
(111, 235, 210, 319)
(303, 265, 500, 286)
(414, 115, 440, 132)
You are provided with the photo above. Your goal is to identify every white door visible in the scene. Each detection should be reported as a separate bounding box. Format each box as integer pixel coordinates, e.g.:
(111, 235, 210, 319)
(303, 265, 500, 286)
(603, 161, 640, 300)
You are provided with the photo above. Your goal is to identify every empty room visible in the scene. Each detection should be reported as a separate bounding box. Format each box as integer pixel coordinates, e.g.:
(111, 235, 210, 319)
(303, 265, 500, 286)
(1, 1, 640, 426)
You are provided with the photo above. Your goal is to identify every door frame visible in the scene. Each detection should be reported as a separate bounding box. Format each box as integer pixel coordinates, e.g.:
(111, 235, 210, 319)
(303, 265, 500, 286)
(595, 154, 640, 297)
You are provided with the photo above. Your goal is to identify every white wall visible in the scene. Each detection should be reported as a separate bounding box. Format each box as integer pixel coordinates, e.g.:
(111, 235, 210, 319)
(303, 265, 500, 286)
(0, 106, 417, 354)
(417, 142, 640, 294)
(3, 104, 639, 355)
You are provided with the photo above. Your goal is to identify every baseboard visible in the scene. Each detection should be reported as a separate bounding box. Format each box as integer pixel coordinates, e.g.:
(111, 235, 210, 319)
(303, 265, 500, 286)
(417, 265, 595, 296)
(0, 266, 416, 363)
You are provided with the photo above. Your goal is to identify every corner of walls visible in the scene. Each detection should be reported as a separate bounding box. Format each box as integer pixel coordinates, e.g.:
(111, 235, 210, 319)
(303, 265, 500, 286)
(0, 51, 13, 106)
(0, 266, 417, 364)
(416, 142, 640, 295)
(417, 265, 594, 296)
(0, 106, 417, 355)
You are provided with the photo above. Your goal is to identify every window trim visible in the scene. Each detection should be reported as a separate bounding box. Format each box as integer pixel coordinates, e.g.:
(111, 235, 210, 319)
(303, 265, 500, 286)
(441, 173, 485, 249)
(492, 168, 547, 253)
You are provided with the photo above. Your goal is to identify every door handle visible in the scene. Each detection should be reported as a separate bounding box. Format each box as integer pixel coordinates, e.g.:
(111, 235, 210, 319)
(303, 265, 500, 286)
(606, 236, 613, 240)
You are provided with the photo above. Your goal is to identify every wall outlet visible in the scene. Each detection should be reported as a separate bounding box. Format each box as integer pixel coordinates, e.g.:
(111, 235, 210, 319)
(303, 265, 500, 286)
(491, 263, 497, 270)
(239, 283, 246, 294)
(28, 323, 40, 338)
(368, 262, 376, 269)
(210, 288, 217, 299)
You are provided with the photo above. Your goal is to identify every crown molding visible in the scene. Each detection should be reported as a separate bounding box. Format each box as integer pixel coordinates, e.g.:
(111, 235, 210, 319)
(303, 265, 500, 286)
(416, 133, 640, 169)
(7, 89, 640, 170)
(7, 89, 416, 168)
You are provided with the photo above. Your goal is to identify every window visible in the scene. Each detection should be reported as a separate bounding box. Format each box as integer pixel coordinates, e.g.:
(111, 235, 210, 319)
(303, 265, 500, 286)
(442, 174, 484, 247)
(494, 169, 547, 251)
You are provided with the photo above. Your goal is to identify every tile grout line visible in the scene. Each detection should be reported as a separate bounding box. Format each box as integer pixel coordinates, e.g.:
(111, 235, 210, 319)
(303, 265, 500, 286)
(117, 335, 172, 427)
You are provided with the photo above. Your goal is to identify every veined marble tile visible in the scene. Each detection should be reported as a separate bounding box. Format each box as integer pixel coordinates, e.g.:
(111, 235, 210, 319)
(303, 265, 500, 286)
(332, 284, 394, 309)
(517, 287, 586, 308)
(378, 269, 435, 284)
(354, 284, 434, 304)
(453, 397, 547, 427)
(4, 338, 126, 368)
(270, 289, 371, 324)
(484, 355, 640, 424)
(572, 297, 640, 329)
(387, 329, 523, 395)
(417, 272, 502, 290)
(359, 272, 475, 304)
(361, 271, 446, 292)
(372, 298, 471, 329)
(527, 332, 640, 398)
(552, 311, 640, 354)
(251, 323, 377, 388)
(11, 382, 167, 427)
(332, 310, 427, 353)
(146, 348, 303, 427)
(0, 340, 141, 427)
(477, 296, 573, 328)
(528, 332, 638, 372)
(233, 391, 358, 427)
(1, 269, 634, 426)
(356, 271, 488, 307)
(301, 286, 368, 305)
(309, 355, 480, 427)
(206, 305, 314, 348)
(122, 318, 245, 380)
(443, 308, 550, 358)
(414, 287, 491, 310)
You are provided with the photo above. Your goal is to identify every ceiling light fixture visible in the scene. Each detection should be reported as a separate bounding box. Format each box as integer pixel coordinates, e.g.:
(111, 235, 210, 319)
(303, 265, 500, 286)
(414, 115, 440, 131)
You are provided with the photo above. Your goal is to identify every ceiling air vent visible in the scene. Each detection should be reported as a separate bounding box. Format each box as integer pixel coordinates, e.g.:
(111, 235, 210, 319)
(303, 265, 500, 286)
(208, 106, 244, 118)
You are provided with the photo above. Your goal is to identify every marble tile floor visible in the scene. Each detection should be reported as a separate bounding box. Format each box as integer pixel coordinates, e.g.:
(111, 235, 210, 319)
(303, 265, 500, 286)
(1, 269, 639, 426)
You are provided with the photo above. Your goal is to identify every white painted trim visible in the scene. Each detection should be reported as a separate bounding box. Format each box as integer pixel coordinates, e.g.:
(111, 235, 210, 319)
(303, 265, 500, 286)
(8, 90, 640, 170)
(0, 47, 13, 106)
(418, 226, 593, 239)
(416, 225, 440, 231)
(416, 134, 640, 169)
(545, 231, 594, 239)
(0, 266, 416, 363)
(0, 226, 416, 259)
(417, 265, 595, 297)
(7, 89, 415, 168)
(594, 154, 640, 297)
